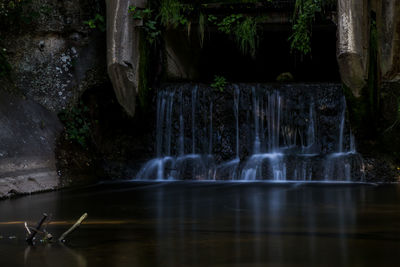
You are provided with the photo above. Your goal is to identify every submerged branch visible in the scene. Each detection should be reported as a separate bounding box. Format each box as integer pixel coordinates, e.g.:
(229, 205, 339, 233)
(24, 222, 31, 235)
(26, 213, 48, 244)
(58, 213, 88, 242)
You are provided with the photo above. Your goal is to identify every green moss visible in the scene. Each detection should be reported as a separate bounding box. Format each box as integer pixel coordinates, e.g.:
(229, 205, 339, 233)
(276, 72, 294, 82)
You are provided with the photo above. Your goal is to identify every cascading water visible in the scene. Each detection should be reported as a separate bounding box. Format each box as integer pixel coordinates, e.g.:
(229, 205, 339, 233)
(136, 83, 365, 181)
(323, 97, 365, 181)
(240, 88, 286, 180)
(213, 85, 240, 180)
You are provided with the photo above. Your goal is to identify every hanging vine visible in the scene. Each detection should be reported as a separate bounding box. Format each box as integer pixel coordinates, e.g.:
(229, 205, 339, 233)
(289, 0, 322, 55)
(289, 0, 336, 55)
(129, 0, 263, 57)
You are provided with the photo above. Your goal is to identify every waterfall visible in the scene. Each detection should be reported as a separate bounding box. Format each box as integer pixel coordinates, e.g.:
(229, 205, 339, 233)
(165, 91, 175, 156)
(252, 87, 261, 154)
(136, 83, 365, 181)
(304, 100, 316, 152)
(338, 97, 346, 153)
(179, 91, 184, 156)
(233, 85, 240, 159)
(240, 88, 286, 180)
(323, 97, 365, 181)
(209, 101, 213, 155)
(136, 89, 176, 180)
(191, 86, 198, 154)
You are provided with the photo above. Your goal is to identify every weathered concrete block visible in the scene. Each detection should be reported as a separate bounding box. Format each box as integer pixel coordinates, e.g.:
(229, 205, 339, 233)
(165, 29, 200, 81)
(377, 0, 400, 82)
(336, 0, 369, 97)
(0, 90, 63, 198)
(106, 0, 147, 116)
(3, 0, 107, 112)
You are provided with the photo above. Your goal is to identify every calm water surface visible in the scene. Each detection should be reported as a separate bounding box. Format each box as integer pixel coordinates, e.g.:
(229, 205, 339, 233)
(0, 181, 399, 267)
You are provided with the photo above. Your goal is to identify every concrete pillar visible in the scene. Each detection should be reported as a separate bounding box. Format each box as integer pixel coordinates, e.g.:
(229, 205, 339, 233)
(377, 0, 400, 82)
(336, 0, 369, 97)
(106, 0, 147, 116)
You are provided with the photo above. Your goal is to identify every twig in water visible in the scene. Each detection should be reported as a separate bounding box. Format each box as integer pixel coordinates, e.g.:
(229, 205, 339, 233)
(26, 213, 48, 245)
(58, 213, 88, 242)
(24, 222, 31, 235)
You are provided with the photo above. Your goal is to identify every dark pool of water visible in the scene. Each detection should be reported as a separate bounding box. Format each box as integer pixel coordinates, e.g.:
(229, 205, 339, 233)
(0, 181, 399, 266)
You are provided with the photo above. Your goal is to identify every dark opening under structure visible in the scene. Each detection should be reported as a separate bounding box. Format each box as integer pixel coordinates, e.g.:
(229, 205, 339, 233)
(164, 1, 339, 83)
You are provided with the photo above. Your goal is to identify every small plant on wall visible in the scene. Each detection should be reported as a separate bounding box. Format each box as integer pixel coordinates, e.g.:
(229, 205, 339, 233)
(211, 75, 227, 92)
(59, 102, 92, 148)
(129, 6, 161, 44)
(84, 13, 106, 32)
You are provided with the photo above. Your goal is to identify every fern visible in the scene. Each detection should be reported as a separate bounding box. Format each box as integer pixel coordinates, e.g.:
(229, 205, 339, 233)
(159, 0, 187, 28)
(289, 0, 322, 55)
(234, 16, 258, 57)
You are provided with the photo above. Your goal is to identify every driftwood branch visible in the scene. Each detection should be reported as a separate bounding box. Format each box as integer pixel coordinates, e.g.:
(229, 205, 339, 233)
(58, 213, 88, 242)
(24, 222, 31, 235)
(26, 213, 48, 244)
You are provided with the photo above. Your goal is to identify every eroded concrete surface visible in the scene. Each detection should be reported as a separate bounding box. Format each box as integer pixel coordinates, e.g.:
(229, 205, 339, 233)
(0, 91, 63, 198)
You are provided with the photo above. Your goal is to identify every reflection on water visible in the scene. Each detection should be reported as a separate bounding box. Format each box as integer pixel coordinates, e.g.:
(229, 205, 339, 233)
(22, 244, 87, 267)
(0, 182, 399, 266)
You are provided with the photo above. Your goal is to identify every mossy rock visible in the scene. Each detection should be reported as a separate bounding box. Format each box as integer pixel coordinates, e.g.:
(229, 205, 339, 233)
(276, 72, 294, 82)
